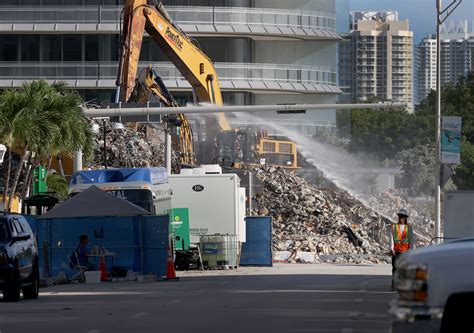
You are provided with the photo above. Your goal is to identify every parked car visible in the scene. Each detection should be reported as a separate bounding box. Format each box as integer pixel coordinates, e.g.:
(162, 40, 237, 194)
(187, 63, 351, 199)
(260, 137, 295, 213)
(389, 238, 474, 333)
(0, 214, 39, 302)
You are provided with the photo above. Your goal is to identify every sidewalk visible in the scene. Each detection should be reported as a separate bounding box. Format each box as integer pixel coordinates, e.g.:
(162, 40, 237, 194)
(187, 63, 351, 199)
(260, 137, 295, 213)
(177, 263, 392, 277)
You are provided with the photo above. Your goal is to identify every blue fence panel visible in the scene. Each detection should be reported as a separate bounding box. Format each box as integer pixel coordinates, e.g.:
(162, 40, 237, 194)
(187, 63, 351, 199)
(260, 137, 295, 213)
(23, 215, 37, 233)
(35, 215, 169, 279)
(240, 216, 272, 266)
(36, 218, 51, 279)
(142, 215, 169, 278)
(46, 216, 140, 277)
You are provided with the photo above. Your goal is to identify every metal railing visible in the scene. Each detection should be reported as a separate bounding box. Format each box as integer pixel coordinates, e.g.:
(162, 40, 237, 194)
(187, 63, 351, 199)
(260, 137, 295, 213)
(0, 62, 337, 87)
(0, 5, 336, 31)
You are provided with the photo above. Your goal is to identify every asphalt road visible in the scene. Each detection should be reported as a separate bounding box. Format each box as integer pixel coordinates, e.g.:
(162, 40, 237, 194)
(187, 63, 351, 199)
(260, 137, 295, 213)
(0, 264, 394, 333)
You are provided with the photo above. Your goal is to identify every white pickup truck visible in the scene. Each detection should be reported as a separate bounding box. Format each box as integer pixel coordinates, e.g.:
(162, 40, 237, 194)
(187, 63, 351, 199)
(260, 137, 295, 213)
(389, 238, 474, 333)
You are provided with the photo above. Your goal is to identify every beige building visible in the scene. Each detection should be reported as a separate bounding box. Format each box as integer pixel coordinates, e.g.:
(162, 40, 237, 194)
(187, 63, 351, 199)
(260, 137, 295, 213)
(416, 21, 474, 104)
(339, 11, 413, 108)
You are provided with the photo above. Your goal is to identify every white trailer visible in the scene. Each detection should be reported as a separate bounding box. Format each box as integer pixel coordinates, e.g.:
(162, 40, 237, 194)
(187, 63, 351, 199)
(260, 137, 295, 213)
(444, 191, 474, 238)
(169, 174, 246, 243)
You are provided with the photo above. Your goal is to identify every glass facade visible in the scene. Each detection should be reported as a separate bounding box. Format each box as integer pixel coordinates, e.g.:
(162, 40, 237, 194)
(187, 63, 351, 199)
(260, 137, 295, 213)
(0, 35, 118, 62)
(0, 35, 252, 63)
(0, 0, 339, 132)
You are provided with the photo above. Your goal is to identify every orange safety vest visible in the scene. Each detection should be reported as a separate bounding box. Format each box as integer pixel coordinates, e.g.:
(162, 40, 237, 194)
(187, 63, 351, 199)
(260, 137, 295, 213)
(392, 224, 410, 253)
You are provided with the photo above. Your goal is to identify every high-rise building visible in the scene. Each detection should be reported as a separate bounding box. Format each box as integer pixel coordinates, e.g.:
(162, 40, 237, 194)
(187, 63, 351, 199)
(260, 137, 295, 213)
(415, 36, 437, 105)
(415, 21, 474, 104)
(338, 11, 413, 108)
(0, 0, 341, 136)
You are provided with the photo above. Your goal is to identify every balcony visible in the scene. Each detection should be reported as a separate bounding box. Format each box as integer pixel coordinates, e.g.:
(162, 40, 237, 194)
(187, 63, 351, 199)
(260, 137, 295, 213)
(0, 61, 341, 94)
(0, 5, 339, 41)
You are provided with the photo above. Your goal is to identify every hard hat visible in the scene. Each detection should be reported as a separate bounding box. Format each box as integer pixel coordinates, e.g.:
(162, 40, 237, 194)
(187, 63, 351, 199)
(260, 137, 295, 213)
(397, 208, 409, 218)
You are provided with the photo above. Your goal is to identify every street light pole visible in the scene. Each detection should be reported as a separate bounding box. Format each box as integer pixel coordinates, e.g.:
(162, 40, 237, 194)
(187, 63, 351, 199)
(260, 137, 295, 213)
(435, 0, 442, 242)
(435, 0, 462, 241)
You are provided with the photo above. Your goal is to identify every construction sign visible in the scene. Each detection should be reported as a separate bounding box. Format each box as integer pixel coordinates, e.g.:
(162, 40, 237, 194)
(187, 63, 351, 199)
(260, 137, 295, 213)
(441, 116, 462, 164)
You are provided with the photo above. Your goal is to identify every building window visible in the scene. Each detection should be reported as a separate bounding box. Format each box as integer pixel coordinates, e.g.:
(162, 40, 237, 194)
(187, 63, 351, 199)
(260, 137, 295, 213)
(0, 36, 18, 61)
(21, 36, 40, 61)
(63, 35, 82, 61)
(42, 36, 61, 61)
(85, 36, 99, 61)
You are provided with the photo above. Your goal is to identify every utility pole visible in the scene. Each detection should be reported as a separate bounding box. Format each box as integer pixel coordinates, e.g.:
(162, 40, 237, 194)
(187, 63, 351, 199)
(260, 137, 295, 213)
(435, 0, 462, 241)
(103, 119, 108, 169)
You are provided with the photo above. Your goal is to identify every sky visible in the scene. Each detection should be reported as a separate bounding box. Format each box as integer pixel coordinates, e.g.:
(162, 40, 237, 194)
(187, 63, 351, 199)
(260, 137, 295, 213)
(336, 0, 474, 43)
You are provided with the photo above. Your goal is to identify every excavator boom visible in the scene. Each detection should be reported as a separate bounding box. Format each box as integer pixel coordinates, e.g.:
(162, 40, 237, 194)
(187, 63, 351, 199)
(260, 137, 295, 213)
(117, 0, 230, 131)
(116, 1, 298, 169)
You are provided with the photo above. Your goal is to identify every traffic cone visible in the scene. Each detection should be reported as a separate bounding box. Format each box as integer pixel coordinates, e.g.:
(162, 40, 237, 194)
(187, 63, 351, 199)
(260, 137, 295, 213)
(99, 256, 108, 282)
(165, 245, 179, 281)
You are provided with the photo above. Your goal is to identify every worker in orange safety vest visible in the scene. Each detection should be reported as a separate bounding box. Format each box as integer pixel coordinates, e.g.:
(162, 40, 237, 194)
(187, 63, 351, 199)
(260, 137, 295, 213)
(390, 208, 415, 288)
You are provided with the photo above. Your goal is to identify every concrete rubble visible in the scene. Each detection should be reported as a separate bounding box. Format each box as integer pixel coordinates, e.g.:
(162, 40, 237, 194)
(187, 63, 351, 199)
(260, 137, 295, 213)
(87, 122, 171, 169)
(86, 124, 433, 264)
(363, 190, 434, 244)
(253, 167, 409, 264)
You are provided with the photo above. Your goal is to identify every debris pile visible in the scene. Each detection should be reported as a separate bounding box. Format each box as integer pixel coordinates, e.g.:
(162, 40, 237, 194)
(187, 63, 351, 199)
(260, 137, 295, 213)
(363, 191, 434, 244)
(87, 122, 170, 169)
(254, 167, 394, 264)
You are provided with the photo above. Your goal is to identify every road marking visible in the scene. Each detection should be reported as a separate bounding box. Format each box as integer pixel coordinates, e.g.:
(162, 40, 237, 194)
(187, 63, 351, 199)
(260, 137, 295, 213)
(130, 312, 148, 319)
(348, 311, 361, 317)
(40, 291, 148, 296)
(168, 299, 182, 304)
(226, 289, 393, 294)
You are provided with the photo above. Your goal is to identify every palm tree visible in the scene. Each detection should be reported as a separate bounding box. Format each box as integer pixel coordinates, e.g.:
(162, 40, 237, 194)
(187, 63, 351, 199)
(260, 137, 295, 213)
(7, 81, 61, 210)
(0, 89, 24, 207)
(1, 80, 92, 211)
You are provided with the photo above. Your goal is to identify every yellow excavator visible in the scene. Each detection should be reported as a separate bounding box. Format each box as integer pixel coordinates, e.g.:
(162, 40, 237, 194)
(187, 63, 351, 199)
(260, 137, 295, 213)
(115, 0, 298, 169)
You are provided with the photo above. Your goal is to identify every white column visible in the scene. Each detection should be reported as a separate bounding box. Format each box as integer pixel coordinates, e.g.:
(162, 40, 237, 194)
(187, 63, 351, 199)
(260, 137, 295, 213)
(73, 149, 83, 173)
(165, 130, 172, 175)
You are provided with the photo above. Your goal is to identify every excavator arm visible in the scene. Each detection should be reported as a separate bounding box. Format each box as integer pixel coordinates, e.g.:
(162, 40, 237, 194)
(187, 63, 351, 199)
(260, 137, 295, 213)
(116, 1, 298, 170)
(116, 0, 231, 131)
(135, 67, 195, 165)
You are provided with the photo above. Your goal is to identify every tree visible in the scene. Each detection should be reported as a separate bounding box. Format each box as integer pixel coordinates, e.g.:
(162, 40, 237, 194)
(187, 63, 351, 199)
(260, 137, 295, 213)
(0, 90, 23, 207)
(347, 72, 474, 193)
(46, 173, 69, 200)
(0, 80, 92, 211)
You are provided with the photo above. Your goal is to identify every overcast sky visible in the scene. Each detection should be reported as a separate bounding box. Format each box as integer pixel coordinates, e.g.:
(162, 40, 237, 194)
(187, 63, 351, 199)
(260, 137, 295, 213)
(337, 0, 474, 42)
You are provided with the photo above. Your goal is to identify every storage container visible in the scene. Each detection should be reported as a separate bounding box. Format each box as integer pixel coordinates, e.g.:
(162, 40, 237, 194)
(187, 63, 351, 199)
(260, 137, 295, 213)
(169, 174, 246, 243)
(200, 234, 239, 269)
(84, 271, 101, 284)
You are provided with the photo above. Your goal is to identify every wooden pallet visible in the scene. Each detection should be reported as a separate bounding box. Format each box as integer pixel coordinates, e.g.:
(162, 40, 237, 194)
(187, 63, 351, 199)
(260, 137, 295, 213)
(204, 265, 238, 270)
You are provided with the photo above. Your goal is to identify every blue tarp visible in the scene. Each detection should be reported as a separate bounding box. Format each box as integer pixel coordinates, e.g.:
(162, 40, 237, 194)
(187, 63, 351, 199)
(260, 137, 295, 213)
(240, 216, 273, 267)
(34, 215, 169, 279)
(70, 167, 168, 186)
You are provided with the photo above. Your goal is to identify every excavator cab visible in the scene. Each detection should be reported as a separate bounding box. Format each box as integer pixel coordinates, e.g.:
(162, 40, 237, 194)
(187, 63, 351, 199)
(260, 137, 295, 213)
(214, 129, 259, 167)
